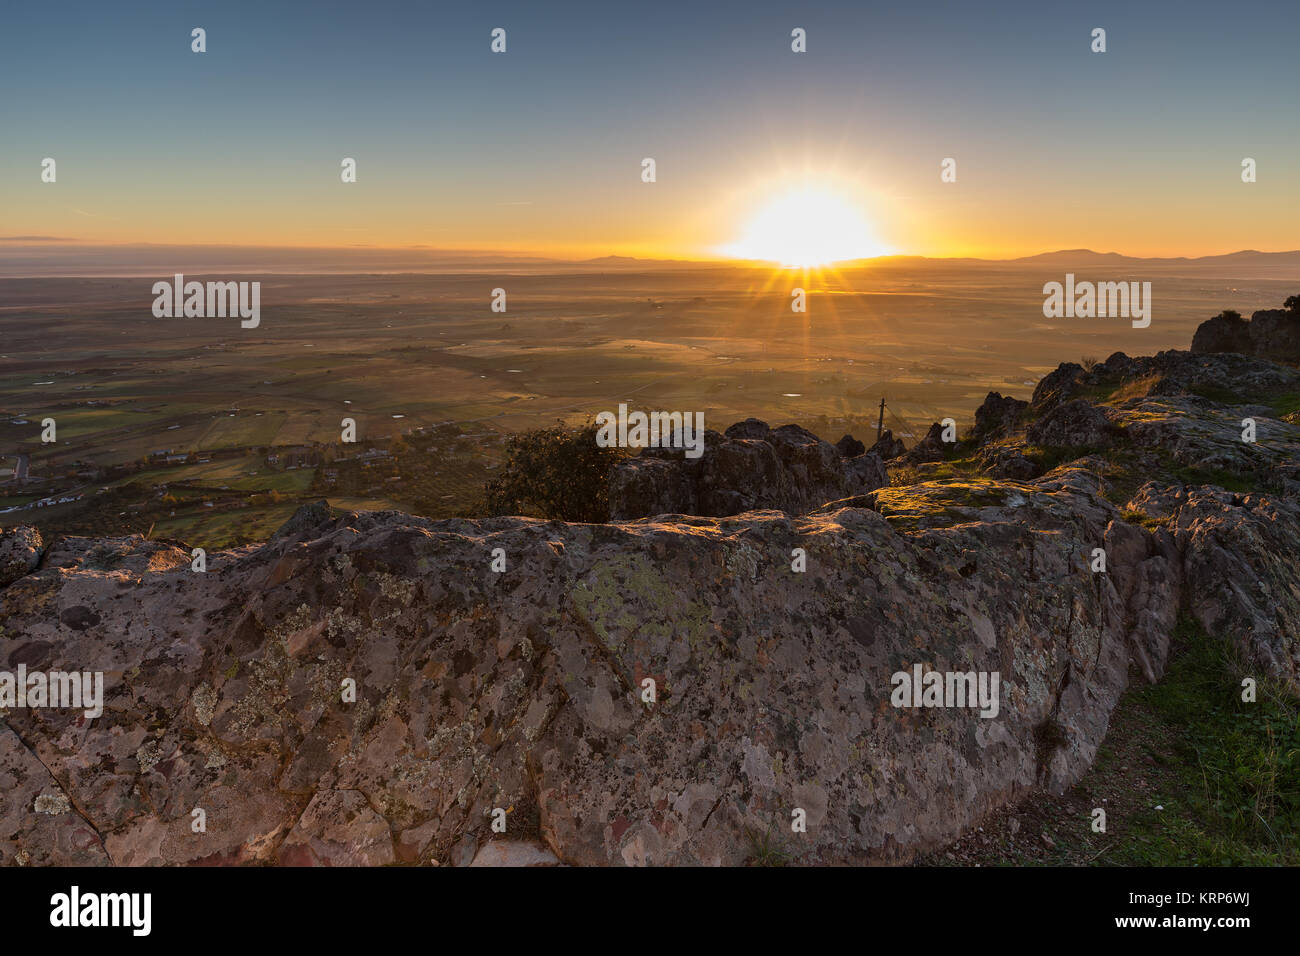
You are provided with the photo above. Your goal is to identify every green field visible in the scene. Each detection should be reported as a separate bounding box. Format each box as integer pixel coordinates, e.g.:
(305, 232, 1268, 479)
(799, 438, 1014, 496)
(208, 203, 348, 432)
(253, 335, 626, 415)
(2, 266, 1294, 546)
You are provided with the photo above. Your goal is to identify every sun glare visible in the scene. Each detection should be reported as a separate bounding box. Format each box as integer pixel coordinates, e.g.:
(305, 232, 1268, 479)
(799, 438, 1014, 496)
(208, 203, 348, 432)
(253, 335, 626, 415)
(721, 185, 891, 267)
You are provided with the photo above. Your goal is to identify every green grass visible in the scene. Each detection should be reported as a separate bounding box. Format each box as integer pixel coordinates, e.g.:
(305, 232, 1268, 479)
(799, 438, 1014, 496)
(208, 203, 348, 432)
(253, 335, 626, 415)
(1120, 508, 1168, 531)
(1101, 619, 1299, 864)
(1187, 383, 1246, 406)
(927, 618, 1299, 866)
(1267, 390, 1300, 418)
(744, 824, 792, 867)
(1023, 443, 1107, 472)
(153, 502, 302, 549)
(1168, 464, 1260, 495)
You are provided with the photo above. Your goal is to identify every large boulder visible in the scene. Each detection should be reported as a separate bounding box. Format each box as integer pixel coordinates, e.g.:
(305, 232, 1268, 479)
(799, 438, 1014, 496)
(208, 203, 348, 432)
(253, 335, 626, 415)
(1191, 311, 1252, 355)
(902, 422, 952, 463)
(868, 429, 907, 461)
(609, 420, 889, 519)
(1192, 307, 1300, 363)
(1030, 362, 1084, 414)
(0, 466, 1194, 867)
(835, 434, 866, 458)
(1246, 309, 1300, 363)
(1026, 399, 1117, 449)
(974, 392, 1028, 439)
(0, 526, 42, 588)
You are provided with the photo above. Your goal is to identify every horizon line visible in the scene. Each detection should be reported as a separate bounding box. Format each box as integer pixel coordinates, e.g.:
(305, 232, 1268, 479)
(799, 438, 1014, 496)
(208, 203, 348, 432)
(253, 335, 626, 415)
(2, 243, 1299, 274)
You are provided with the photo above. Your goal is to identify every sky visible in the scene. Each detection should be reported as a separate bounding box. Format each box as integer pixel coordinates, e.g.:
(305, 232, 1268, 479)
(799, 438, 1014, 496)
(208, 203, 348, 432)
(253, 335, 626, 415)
(1, 0, 1297, 261)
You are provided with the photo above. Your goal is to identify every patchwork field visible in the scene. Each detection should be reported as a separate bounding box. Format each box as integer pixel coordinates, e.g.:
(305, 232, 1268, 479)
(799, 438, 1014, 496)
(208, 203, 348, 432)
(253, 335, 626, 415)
(1, 260, 1294, 545)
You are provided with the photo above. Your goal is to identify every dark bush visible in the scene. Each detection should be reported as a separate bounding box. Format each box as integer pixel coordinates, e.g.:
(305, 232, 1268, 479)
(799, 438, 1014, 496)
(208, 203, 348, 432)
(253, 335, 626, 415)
(484, 419, 625, 522)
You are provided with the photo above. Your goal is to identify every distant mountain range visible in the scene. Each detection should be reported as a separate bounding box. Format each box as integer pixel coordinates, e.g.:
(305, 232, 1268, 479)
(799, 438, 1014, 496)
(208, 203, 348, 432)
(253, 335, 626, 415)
(1, 242, 1297, 277)
(997, 248, 1300, 268)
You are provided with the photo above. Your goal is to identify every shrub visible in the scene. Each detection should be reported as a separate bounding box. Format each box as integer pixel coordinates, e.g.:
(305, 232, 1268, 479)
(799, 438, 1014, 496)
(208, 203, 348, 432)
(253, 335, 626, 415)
(484, 419, 625, 522)
(1284, 295, 1300, 314)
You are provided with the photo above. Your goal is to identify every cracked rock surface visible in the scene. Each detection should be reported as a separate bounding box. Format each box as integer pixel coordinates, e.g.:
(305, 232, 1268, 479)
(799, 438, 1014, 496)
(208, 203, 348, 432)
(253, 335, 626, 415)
(1, 348, 1296, 866)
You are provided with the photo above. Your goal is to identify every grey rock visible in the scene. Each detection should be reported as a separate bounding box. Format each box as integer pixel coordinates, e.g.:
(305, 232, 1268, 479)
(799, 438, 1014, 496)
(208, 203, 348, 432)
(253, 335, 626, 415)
(610, 420, 889, 519)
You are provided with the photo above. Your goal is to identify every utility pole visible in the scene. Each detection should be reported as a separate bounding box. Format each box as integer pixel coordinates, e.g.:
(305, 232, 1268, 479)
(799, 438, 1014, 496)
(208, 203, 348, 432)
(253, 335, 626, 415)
(876, 397, 886, 442)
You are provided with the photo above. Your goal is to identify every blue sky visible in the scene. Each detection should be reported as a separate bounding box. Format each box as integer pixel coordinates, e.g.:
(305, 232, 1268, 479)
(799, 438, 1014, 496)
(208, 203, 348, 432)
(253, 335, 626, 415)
(2, 0, 1296, 257)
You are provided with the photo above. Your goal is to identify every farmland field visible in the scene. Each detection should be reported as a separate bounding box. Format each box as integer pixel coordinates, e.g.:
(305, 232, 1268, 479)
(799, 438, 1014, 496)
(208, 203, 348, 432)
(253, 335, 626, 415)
(2, 260, 1294, 546)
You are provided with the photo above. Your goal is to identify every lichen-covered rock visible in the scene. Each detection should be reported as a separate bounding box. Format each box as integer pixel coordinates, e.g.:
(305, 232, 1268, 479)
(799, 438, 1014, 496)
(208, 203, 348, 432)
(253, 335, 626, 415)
(1246, 309, 1300, 363)
(1026, 398, 1117, 449)
(902, 422, 950, 463)
(1031, 362, 1085, 414)
(609, 420, 888, 520)
(974, 392, 1028, 438)
(977, 444, 1043, 480)
(1193, 308, 1300, 363)
(1191, 311, 1252, 355)
(835, 433, 866, 458)
(1, 464, 1178, 867)
(1034, 350, 1300, 416)
(869, 429, 907, 461)
(1155, 486, 1300, 682)
(3, 347, 1297, 868)
(0, 526, 42, 588)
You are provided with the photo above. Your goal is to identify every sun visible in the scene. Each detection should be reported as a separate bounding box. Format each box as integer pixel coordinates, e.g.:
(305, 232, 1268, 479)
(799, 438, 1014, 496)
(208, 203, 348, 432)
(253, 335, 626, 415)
(720, 185, 891, 267)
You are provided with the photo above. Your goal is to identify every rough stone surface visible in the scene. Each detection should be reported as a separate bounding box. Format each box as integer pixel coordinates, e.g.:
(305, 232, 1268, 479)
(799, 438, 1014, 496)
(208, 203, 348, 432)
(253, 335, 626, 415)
(1193, 308, 1300, 364)
(1026, 399, 1118, 450)
(869, 429, 907, 461)
(609, 420, 888, 520)
(902, 422, 951, 463)
(1191, 312, 1252, 356)
(0, 526, 43, 589)
(470, 840, 562, 867)
(0, 467, 1181, 867)
(974, 392, 1029, 439)
(1, 348, 1297, 867)
(835, 434, 866, 458)
(1032, 350, 1300, 416)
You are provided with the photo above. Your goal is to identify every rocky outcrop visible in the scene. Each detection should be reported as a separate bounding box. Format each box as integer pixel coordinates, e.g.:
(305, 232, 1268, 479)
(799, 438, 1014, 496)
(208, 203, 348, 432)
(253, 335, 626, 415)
(0, 469, 1172, 867)
(1127, 483, 1300, 682)
(992, 348, 1300, 687)
(974, 392, 1028, 439)
(902, 422, 951, 463)
(2, 345, 1297, 868)
(868, 429, 906, 461)
(0, 526, 42, 588)
(608, 419, 888, 520)
(1192, 307, 1300, 363)
(1191, 311, 1251, 356)
(1031, 349, 1300, 415)
(835, 434, 866, 458)
(977, 445, 1042, 480)
(1026, 398, 1117, 450)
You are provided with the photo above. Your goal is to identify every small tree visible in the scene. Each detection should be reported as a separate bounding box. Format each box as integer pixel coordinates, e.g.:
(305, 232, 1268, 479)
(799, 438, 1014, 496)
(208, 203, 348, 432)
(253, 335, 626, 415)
(485, 419, 625, 522)
(1214, 309, 1244, 324)
(1284, 295, 1300, 314)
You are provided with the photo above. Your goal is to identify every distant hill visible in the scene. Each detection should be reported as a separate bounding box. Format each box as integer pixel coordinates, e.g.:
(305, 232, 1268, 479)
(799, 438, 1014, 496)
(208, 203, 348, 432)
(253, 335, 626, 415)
(1004, 248, 1300, 268)
(2, 242, 1297, 277)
